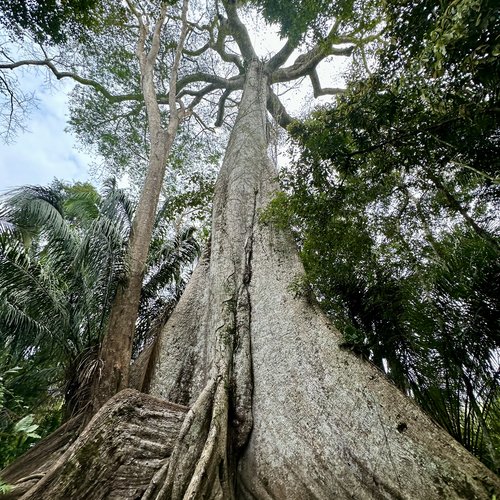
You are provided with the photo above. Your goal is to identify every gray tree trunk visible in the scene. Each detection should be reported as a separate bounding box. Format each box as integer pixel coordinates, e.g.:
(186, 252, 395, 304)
(147, 60, 500, 498)
(3, 60, 498, 499)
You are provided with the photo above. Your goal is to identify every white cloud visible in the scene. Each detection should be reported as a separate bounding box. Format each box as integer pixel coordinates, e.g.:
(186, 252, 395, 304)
(0, 72, 92, 192)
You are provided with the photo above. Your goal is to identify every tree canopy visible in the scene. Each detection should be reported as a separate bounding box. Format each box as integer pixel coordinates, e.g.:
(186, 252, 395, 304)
(0, 0, 101, 44)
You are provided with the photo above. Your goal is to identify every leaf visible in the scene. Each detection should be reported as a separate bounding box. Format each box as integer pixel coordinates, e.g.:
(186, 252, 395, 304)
(0, 480, 12, 494)
(13, 414, 39, 435)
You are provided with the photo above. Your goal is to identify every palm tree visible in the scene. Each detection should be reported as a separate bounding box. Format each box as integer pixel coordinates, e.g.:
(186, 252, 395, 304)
(0, 179, 199, 425)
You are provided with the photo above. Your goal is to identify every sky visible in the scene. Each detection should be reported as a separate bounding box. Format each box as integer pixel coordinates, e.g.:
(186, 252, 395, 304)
(0, 10, 349, 193)
(0, 74, 92, 192)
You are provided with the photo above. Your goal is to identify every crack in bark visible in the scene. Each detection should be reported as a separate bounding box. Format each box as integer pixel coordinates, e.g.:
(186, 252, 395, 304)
(231, 188, 258, 452)
(140, 61, 266, 500)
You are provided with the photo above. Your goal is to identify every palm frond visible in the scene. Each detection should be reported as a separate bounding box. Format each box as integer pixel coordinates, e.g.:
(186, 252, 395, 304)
(0, 184, 80, 263)
(1, 178, 201, 424)
(101, 177, 135, 228)
(143, 226, 199, 298)
(0, 217, 17, 236)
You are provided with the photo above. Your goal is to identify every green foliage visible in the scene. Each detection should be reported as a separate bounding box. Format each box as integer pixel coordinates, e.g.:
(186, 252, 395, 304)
(384, 0, 500, 81)
(13, 414, 40, 439)
(0, 479, 11, 494)
(250, 0, 335, 40)
(64, 18, 222, 199)
(0, 0, 103, 44)
(250, 0, 377, 42)
(0, 355, 61, 468)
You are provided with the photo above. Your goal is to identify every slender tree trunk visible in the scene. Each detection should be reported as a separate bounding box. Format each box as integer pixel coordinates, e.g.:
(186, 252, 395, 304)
(91, 0, 189, 411)
(93, 130, 174, 410)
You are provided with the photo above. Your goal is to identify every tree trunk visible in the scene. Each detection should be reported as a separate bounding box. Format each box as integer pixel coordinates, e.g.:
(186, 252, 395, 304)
(2, 390, 186, 500)
(147, 60, 500, 498)
(0, 415, 84, 499)
(90, 0, 184, 411)
(4, 60, 499, 499)
(93, 129, 173, 410)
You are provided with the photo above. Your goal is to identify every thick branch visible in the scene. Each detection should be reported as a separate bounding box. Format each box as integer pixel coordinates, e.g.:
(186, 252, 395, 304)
(185, 79, 241, 122)
(222, 2, 257, 62)
(271, 45, 354, 84)
(267, 18, 353, 83)
(176, 72, 242, 93)
(215, 88, 232, 127)
(183, 41, 209, 57)
(267, 88, 293, 128)
(211, 19, 244, 72)
(265, 40, 297, 72)
(309, 70, 345, 97)
(147, 2, 168, 66)
(0, 59, 142, 103)
(184, 84, 222, 112)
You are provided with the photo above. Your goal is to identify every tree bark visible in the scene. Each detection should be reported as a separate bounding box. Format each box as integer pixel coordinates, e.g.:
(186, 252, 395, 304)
(91, 0, 189, 411)
(0, 415, 84, 499)
(93, 128, 174, 410)
(147, 60, 500, 498)
(2, 390, 186, 500)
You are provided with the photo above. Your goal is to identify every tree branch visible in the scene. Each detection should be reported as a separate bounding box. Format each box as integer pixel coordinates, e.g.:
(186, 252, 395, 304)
(191, 110, 215, 132)
(0, 73, 24, 140)
(266, 40, 297, 72)
(309, 70, 345, 97)
(183, 42, 210, 57)
(211, 19, 244, 72)
(222, 1, 257, 62)
(169, 0, 189, 123)
(267, 89, 293, 129)
(215, 88, 232, 127)
(425, 167, 499, 250)
(126, 0, 147, 69)
(177, 72, 243, 94)
(0, 59, 142, 103)
(182, 83, 220, 110)
(148, 2, 168, 66)
(126, 0, 166, 136)
(183, 80, 239, 113)
(271, 45, 354, 84)
(337, 33, 383, 46)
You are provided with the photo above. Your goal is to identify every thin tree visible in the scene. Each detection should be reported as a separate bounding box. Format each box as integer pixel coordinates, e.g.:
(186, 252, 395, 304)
(0, 179, 199, 420)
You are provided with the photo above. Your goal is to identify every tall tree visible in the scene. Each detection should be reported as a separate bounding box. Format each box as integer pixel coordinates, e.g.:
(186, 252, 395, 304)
(1, 1, 499, 498)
